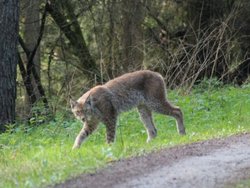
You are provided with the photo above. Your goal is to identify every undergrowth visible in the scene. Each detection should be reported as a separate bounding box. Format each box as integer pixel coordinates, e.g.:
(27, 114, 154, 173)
(0, 83, 250, 188)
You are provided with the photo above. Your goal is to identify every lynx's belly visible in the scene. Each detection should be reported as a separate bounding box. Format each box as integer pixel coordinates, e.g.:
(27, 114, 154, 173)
(110, 89, 146, 113)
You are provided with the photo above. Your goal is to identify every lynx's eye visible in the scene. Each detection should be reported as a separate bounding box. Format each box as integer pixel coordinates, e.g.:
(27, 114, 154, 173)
(76, 111, 82, 116)
(74, 110, 85, 121)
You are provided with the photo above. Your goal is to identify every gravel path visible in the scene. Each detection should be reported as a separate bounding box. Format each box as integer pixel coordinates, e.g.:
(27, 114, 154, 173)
(54, 133, 250, 188)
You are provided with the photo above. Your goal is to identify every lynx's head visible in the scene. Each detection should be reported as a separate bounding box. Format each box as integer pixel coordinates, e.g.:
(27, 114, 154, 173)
(70, 98, 93, 122)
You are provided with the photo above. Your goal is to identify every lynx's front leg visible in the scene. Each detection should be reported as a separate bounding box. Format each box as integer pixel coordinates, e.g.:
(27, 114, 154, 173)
(104, 117, 117, 144)
(72, 122, 98, 149)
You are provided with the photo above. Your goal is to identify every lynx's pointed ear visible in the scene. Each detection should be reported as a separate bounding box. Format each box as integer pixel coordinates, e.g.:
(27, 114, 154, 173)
(70, 99, 78, 108)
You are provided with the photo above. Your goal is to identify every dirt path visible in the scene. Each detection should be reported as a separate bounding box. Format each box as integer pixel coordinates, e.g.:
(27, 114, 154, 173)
(54, 133, 250, 188)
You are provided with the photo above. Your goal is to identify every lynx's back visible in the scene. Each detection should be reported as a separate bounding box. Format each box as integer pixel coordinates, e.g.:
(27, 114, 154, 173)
(103, 70, 167, 113)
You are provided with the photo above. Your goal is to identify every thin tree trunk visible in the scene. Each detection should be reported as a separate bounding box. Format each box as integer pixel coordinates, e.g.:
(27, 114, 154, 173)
(18, 2, 49, 109)
(46, 0, 102, 82)
(107, 0, 117, 77)
(0, 0, 19, 132)
(121, 0, 144, 72)
(23, 0, 41, 117)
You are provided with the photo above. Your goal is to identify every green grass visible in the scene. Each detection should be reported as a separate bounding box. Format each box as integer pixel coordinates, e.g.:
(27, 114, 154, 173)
(226, 179, 250, 188)
(0, 84, 250, 188)
(235, 180, 250, 188)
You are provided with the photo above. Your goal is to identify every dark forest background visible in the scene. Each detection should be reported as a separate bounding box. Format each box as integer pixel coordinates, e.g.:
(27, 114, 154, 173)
(0, 0, 250, 131)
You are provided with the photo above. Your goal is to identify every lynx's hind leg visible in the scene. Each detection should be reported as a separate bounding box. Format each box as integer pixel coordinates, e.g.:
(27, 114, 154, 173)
(152, 100, 186, 135)
(72, 121, 98, 149)
(137, 105, 157, 142)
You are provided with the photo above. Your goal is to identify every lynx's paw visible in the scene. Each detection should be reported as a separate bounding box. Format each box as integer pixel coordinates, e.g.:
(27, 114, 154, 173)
(147, 128, 157, 143)
(179, 130, 186, 135)
(72, 143, 80, 150)
(147, 137, 152, 143)
(178, 127, 186, 135)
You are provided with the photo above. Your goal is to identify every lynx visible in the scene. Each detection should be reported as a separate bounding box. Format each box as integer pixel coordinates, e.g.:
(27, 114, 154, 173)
(70, 70, 185, 149)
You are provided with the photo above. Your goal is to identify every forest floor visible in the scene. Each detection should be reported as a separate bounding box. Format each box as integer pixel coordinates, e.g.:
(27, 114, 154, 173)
(54, 133, 250, 188)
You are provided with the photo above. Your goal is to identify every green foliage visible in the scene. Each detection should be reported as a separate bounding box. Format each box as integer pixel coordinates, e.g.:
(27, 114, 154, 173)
(234, 180, 250, 188)
(0, 85, 250, 188)
(193, 77, 224, 91)
(226, 178, 250, 188)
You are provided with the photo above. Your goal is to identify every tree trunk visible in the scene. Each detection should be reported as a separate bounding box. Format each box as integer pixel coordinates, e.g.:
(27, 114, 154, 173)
(18, 4, 49, 110)
(0, 0, 19, 132)
(46, 0, 102, 82)
(121, 0, 144, 72)
(23, 0, 41, 117)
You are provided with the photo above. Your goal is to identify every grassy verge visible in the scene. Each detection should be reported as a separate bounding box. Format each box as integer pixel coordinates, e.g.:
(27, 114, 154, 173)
(226, 179, 250, 188)
(0, 84, 250, 188)
(235, 180, 250, 188)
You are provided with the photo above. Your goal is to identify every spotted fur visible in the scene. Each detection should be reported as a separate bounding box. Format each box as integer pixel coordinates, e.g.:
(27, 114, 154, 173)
(70, 70, 186, 149)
